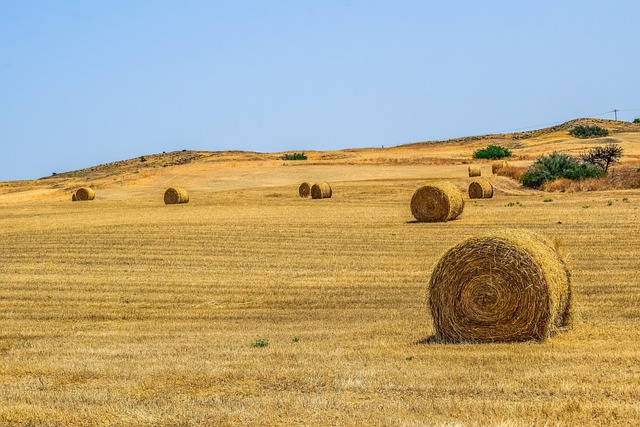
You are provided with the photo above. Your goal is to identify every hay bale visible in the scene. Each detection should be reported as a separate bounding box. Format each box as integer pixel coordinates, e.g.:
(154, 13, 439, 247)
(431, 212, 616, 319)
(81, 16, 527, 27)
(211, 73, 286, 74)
(410, 182, 464, 222)
(311, 182, 332, 199)
(492, 160, 508, 174)
(75, 187, 95, 201)
(71, 193, 77, 202)
(164, 187, 189, 204)
(468, 166, 481, 177)
(428, 229, 572, 343)
(299, 182, 312, 198)
(468, 179, 494, 199)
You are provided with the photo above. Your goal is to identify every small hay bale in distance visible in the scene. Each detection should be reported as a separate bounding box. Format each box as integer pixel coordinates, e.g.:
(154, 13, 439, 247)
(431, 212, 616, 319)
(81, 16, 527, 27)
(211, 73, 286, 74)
(492, 160, 508, 174)
(410, 182, 464, 222)
(75, 187, 95, 201)
(468, 165, 481, 177)
(298, 182, 312, 198)
(71, 193, 77, 202)
(468, 179, 494, 199)
(311, 182, 332, 199)
(428, 229, 572, 343)
(164, 187, 189, 204)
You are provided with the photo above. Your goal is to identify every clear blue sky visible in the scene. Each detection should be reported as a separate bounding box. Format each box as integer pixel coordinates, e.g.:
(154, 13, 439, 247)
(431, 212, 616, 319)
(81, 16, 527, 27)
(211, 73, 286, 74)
(2, 1, 639, 181)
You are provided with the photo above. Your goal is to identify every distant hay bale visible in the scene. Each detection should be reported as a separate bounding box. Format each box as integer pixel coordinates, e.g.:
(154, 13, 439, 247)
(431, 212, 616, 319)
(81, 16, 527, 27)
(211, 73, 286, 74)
(75, 187, 95, 201)
(71, 193, 77, 202)
(299, 182, 312, 198)
(468, 179, 494, 199)
(492, 160, 508, 174)
(164, 187, 189, 204)
(468, 166, 481, 177)
(311, 182, 332, 199)
(428, 229, 572, 343)
(410, 182, 464, 222)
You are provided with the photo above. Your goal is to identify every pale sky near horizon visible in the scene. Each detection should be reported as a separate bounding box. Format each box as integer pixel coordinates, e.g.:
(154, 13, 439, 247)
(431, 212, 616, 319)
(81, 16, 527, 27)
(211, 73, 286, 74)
(1, 1, 639, 181)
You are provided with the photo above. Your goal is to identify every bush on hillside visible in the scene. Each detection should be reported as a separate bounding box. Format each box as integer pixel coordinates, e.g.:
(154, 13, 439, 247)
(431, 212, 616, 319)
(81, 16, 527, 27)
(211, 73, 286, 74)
(633, 118, 640, 124)
(282, 152, 307, 160)
(472, 145, 512, 160)
(521, 152, 604, 189)
(569, 125, 609, 139)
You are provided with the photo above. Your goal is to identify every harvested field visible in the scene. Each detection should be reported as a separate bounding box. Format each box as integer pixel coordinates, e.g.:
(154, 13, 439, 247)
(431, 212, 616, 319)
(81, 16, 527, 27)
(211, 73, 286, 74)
(1, 120, 640, 425)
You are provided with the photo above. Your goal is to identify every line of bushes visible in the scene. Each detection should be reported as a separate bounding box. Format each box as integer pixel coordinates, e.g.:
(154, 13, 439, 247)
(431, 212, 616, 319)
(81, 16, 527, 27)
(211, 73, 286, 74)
(521, 143, 623, 189)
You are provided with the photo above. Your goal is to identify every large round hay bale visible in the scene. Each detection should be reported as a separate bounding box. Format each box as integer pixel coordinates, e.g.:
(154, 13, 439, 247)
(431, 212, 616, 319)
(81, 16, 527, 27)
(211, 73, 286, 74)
(311, 182, 332, 199)
(410, 182, 464, 222)
(468, 179, 494, 199)
(428, 229, 572, 343)
(468, 165, 481, 177)
(492, 160, 508, 174)
(299, 182, 312, 198)
(164, 187, 189, 204)
(75, 187, 95, 201)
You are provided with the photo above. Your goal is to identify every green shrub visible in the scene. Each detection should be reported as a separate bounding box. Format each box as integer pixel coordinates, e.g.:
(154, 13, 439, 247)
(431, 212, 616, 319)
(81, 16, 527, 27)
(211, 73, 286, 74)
(569, 125, 609, 139)
(252, 338, 269, 348)
(282, 152, 307, 160)
(521, 152, 604, 188)
(633, 118, 640, 124)
(472, 145, 512, 159)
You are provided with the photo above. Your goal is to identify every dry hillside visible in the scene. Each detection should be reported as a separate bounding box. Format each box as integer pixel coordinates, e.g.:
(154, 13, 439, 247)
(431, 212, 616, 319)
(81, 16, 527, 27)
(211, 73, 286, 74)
(1, 118, 640, 426)
(2, 118, 640, 203)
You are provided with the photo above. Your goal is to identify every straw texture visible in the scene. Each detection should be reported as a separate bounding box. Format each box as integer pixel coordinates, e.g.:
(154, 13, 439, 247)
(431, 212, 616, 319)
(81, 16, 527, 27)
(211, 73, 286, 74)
(299, 182, 312, 198)
(311, 182, 332, 199)
(75, 187, 95, 201)
(468, 166, 481, 177)
(468, 179, 494, 199)
(492, 160, 508, 174)
(164, 187, 189, 204)
(428, 229, 572, 343)
(410, 182, 464, 222)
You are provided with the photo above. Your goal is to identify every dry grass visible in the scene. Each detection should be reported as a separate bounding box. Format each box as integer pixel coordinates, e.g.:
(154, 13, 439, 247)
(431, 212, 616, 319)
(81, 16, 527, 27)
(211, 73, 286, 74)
(542, 166, 640, 192)
(1, 120, 640, 425)
(1, 179, 639, 426)
(496, 165, 528, 182)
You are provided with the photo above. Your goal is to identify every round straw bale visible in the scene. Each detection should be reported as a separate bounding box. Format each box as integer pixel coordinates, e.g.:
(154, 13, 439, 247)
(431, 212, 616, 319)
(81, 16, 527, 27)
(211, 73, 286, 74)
(72, 193, 77, 202)
(468, 179, 494, 199)
(492, 160, 508, 174)
(164, 187, 189, 204)
(410, 182, 464, 222)
(299, 182, 312, 198)
(311, 182, 332, 199)
(468, 165, 481, 177)
(75, 187, 95, 201)
(428, 229, 572, 343)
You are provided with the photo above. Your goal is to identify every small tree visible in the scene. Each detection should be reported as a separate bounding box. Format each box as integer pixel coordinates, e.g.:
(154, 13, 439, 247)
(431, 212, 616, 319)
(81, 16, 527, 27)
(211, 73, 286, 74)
(581, 143, 623, 173)
(633, 118, 640, 124)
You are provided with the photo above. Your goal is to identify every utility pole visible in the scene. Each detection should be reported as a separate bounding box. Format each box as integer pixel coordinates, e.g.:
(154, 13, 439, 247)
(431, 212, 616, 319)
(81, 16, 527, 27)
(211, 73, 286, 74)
(614, 109, 618, 120)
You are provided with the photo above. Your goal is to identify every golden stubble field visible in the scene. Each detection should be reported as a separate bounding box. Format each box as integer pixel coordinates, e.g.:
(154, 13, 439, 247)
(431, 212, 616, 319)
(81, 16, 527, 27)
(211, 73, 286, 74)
(1, 122, 640, 426)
